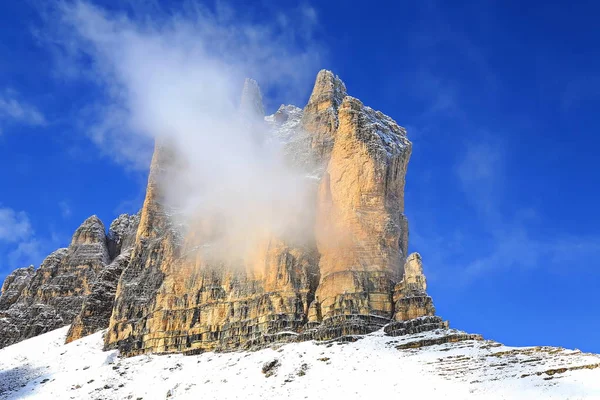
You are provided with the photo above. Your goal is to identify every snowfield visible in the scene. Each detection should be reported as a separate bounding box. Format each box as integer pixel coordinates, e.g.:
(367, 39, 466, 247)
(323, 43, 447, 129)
(1, 326, 599, 399)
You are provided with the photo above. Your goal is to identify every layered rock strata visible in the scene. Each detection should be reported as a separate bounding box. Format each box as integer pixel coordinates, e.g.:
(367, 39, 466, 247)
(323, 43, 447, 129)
(393, 253, 436, 321)
(65, 213, 140, 343)
(0, 266, 34, 310)
(102, 70, 443, 356)
(0, 213, 139, 348)
(0, 70, 445, 354)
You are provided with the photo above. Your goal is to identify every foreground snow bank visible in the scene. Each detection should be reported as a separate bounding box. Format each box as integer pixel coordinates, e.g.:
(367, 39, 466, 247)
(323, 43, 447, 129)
(1, 326, 599, 399)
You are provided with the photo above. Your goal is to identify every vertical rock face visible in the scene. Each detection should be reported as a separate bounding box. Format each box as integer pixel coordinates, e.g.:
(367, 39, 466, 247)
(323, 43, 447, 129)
(103, 141, 179, 353)
(301, 70, 347, 169)
(103, 70, 441, 357)
(107, 213, 141, 260)
(0, 216, 111, 348)
(310, 96, 412, 333)
(66, 213, 140, 343)
(240, 78, 265, 118)
(392, 253, 436, 321)
(0, 266, 34, 310)
(0, 69, 443, 353)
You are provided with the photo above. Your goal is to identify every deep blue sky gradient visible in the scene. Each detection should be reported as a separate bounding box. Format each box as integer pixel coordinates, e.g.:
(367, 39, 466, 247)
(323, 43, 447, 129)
(0, 1, 598, 352)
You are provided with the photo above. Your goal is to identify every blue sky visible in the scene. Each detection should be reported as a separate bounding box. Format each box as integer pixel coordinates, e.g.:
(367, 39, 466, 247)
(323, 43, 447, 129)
(1, 1, 599, 352)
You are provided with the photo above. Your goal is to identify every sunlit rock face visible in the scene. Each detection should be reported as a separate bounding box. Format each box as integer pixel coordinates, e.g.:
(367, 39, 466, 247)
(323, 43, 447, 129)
(310, 94, 412, 336)
(102, 70, 442, 356)
(393, 253, 437, 321)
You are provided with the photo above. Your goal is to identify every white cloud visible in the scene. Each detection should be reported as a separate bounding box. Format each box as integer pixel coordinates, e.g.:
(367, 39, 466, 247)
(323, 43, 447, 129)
(410, 138, 600, 286)
(0, 207, 33, 243)
(0, 207, 44, 269)
(41, 1, 323, 262)
(59, 201, 72, 218)
(0, 91, 46, 130)
(0, 207, 68, 270)
(7, 239, 44, 268)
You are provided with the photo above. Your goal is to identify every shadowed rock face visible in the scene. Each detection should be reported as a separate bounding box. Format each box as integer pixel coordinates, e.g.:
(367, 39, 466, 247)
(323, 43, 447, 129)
(65, 213, 140, 343)
(0, 266, 34, 310)
(0, 213, 140, 348)
(103, 70, 444, 356)
(0, 216, 109, 348)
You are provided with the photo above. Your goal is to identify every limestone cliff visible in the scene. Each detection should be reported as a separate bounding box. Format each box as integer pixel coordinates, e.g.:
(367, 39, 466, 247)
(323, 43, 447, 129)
(65, 213, 140, 343)
(0, 70, 444, 353)
(102, 70, 443, 356)
(0, 213, 139, 348)
(0, 216, 109, 348)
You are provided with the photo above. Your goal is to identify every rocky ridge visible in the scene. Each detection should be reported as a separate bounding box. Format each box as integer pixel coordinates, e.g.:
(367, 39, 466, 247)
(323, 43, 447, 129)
(0, 213, 139, 348)
(1, 70, 441, 353)
(101, 70, 444, 356)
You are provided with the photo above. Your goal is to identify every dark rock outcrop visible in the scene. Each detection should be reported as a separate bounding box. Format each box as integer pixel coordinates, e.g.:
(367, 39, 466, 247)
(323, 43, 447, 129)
(0, 213, 141, 348)
(0, 216, 109, 348)
(66, 213, 140, 343)
(107, 213, 141, 260)
(0, 266, 34, 310)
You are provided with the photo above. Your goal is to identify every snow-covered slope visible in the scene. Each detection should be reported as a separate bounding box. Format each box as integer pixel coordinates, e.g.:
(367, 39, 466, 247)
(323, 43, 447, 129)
(1, 326, 599, 399)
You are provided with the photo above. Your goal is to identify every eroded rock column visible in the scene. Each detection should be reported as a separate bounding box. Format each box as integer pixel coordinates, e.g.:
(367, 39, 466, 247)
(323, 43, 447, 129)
(311, 95, 412, 332)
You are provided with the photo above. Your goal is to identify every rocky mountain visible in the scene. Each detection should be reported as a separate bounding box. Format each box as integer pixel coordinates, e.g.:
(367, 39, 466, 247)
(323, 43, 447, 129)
(1, 70, 597, 397)
(100, 69, 445, 357)
(0, 214, 139, 348)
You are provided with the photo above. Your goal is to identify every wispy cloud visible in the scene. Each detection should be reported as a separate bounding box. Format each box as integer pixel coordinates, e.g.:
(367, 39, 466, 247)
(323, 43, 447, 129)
(59, 201, 72, 218)
(36, 1, 324, 262)
(0, 207, 41, 268)
(409, 130, 600, 287)
(0, 207, 33, 242)
(7, 239, 45, 268)
(0, 90, 46, 133)
(454, 138, 600, 282)
(0, 206, 67, 271)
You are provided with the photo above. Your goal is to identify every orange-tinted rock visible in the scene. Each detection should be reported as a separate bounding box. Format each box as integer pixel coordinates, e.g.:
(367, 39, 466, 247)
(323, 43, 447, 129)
(393, 253, 436, 321)
(311, 95, 411, 330)
(102, 70, 442, 357)
(1, 70, 445, 353)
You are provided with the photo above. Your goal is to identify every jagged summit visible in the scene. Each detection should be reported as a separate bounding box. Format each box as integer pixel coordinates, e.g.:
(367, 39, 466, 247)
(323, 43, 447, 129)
(0, 212, 139, 348)
(307, 69, 347, 109)
(240, 77, 265, 118)
(0, 70, 438, 355)
(70, 215, 106, 245)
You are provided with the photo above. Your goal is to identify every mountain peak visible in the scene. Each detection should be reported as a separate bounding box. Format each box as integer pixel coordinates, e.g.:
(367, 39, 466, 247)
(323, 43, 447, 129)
(240, 77, 265, 118)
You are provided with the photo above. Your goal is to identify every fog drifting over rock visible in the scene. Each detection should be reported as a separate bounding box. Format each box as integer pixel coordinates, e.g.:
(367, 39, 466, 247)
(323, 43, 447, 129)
(53, 1, 322, 261)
